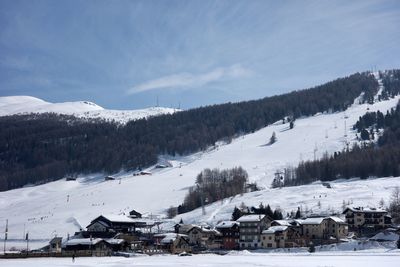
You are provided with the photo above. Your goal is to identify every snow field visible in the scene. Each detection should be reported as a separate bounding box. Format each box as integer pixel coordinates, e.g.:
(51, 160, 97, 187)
(2, 251, 400, 267)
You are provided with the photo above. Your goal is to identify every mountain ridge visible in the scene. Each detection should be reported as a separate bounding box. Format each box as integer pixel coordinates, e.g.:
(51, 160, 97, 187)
(0, 95, 179, 124)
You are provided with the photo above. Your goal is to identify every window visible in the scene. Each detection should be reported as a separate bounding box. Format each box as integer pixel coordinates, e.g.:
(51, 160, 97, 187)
(267, 243, 272, 248)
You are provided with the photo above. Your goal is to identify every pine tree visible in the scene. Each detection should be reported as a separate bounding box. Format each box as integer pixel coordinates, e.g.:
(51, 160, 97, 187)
(232, 206, 243, 221)
(270, 132, 277, 144)
(295, 207, 301, 219)
(361, 128, 370, 140)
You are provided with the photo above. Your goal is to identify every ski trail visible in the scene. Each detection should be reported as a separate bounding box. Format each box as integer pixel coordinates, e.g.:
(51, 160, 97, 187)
(206, 197, 232, 223)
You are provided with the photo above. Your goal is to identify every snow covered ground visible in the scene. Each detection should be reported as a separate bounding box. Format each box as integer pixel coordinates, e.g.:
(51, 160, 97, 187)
(0, 96, 179, 123)
(2, 250, 400, 267)
(0, 91, 399, 242)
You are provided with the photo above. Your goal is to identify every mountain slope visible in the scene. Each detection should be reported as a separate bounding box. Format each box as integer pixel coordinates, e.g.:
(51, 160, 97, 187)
(0, 72, 380, 191)
(0, 88, 399, 240)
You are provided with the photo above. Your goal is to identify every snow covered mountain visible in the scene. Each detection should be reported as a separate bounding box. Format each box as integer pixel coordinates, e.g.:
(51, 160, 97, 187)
(1, 80, 399, 242)
(0, 96, 179, 123)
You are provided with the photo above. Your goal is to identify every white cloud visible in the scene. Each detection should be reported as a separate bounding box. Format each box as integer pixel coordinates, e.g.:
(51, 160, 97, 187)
(127, 64, 252, 94)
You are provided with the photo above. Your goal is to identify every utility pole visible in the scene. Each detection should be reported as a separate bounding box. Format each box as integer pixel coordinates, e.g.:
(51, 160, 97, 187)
(3, 219, 8, 254)
(25, 232, 29, 255)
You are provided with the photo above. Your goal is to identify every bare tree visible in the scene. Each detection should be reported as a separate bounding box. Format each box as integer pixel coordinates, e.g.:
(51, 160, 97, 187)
(389, 186, 400, 223)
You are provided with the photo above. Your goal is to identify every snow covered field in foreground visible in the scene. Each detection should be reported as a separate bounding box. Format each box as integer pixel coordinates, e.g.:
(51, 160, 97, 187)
(0, 93, 399, 241)
(2, 251, 400, 267)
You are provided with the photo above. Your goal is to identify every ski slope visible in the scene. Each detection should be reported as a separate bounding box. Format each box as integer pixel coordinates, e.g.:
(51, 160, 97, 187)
(1, 90, 399, 241)
(0, 96, 179, 123)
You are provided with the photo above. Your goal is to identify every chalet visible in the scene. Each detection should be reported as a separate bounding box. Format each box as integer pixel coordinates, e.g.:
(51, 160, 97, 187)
(237, 214, 271, 249)
(215, 221, 240, 250)
(154, 233, 191, 254)
(186, 226, 222, 250)
(86, 215, 137, 234)
(343, 207, 392, 232)
(129, 209, 142, 218)
(49, 237, 63, 253)
(261, 226, 303, 248)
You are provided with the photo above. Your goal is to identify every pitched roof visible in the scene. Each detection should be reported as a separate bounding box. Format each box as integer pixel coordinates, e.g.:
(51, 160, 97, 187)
(262, 226, 288, 234)
(215, 221, 239, 229)
(104, 238, 126, 245)
(300, 217, 325, 225)
(272, 220, 293, 226)
(343, 207, 387, 214)
(64, 238, 104, 246)
(328, 216, 346, 224)
(95, 215, 136, 223)
(237, 214, 266, 222)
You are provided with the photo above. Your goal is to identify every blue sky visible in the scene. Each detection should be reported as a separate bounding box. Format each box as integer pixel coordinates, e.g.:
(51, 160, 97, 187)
(0, 0, 399, 109)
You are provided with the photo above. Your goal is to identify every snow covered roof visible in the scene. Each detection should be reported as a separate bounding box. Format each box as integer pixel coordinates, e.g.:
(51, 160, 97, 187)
(272, 220, 293, 226)
(237, 214, 265, 222)
(328, 216, 346, 224)
(104, 238, 126, 245)
(300, 217, 325, 225)
(262, 226, 288, 234)
(187, 225, 221, 235)
(98, 214, 136, 223)
(154, 233, 188, 244)
(343, 207, 387, 213)
(64, 238, 103, 246)
(215, 221, 239, 229)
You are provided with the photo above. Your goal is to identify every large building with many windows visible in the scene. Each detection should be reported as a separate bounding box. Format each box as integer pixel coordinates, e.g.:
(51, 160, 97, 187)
(237, 214, 271, 249)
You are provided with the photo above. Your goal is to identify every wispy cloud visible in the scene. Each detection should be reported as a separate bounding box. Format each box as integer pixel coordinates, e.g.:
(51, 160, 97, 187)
(127, 64, 252, 94)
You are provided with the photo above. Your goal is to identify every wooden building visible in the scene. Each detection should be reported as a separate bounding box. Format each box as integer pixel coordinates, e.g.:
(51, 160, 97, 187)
(215, 221, 240, 250)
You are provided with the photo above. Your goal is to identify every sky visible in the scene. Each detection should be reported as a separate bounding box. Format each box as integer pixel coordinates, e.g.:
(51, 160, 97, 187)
(0, 0, 399, 110)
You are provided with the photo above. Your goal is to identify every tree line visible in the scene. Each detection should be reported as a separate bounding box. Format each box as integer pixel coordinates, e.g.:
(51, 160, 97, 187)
(280, 101, 400, 186)
(0, 72, 380, 191)
(173, 167, 249, 215)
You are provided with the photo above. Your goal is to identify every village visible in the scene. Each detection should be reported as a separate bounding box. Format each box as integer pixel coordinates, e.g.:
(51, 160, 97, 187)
(1, 204, 398, 259)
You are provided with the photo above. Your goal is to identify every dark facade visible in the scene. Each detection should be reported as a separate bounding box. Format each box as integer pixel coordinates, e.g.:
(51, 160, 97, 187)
(215, 221, 240, 250)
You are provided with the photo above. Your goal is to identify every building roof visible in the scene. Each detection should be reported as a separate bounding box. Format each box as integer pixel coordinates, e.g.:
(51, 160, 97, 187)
(300, 217, 325, 225)
(64, 238, 103, 246)
(104, 238, 126, 245)
(328, 216, 346, 224)
(237, 214, 266, 222)
(96, 215, 136, 223)
(343, 207, 387, 214)
(154, 233, 188, 244)
(272, 220, 293, 226)
(262, 226, 288, 234)
(215, 221, 239, 229)
(187, 225, 221, 235)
